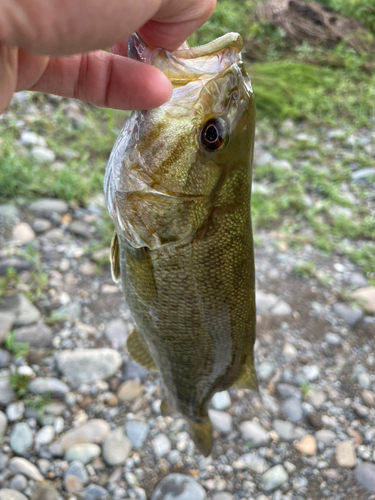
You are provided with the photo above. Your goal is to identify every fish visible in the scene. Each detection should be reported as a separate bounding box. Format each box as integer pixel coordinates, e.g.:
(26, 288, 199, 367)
(104, 32, 257, 456)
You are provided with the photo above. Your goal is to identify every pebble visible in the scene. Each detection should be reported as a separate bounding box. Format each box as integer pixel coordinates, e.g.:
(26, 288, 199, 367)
(303, 365, 320, 381)
(9, 475, 27, 492)
(13, 321, 52, 348)
(117, 380, 143, 402)
(333, 303, 364, 326)
(9, 457, 43, 481)
(0, 204, 19, 222)
(104, 318, 128, 349)
(31, 146, 56, 163)
(282, 398, 303, 423)
(12, 223, 35, 244)
(256, 291, 279, 312)
(32, 218, 52, 233)
(0, 490, 28, 500)
(273, 420, 295, 441)
(257, 362, 275, 381)
(211, 391, 231, 411)
(336, 441, 356, 468)
(0, 313, 14, 343)
(35, 425, 55, 445)
(324, 332, 341, 345)
(261, 465, 289, 493)
(61, 419, 110, 452)
(6, 402, 25, 422)
(351, 286, 375, 314)
(20, 131, 46, 147)
(307, 389, 326, 408)
(362, 390, 375, 406)
(212, 494, 233, 500)
(29, 377, 69, 397)
(64, 460, 89, 492)
(152, 434, 172, 458)
(315, 430, 336, 445)
(271, 300, 292, 316)
(69, 221, 91, 238)
(125, 420, 150, 448)
(55, 348, 122, 387)
(209, 410, 233, 434)
(0, 294, 40, 326)
(239, 452, 268, 474)
(352, 167, 375, 182)
(102, 428, 132, 466)
(29, 484, 61, 500)
(0, 411, 8, 439)
(84, 484, 109, 500)
(151, 473, 206, 500)
(239, 421, 270, 446)
(28, 198, 68, 215)
(54, 301, 81, 322)
(282, 343, 298, 358)
(295, 435, 317, 455)
(10, 422, 33, 454)
(0, 349, 10, 368)
(64, 443, 101, 465)
(0, 258, 32, 277)
(0, 379, 15, 406)
(354, 462, 375, 493)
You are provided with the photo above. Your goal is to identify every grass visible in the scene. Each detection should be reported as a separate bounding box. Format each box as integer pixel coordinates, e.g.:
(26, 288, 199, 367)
(5, 331, 29, 360)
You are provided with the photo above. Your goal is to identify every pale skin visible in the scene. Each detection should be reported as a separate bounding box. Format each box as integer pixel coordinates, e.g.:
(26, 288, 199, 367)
(0, 0, 216, 114)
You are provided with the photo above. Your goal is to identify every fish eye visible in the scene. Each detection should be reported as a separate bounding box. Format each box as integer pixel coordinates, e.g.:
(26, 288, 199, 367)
(200, 118, 228, 152)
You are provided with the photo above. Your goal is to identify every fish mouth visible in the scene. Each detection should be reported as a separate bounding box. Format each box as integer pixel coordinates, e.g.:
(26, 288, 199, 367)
(129, 32, 244, 88)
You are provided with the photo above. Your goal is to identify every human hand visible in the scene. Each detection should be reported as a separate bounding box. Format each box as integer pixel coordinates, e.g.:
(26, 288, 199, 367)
(0, 0, 216, 114)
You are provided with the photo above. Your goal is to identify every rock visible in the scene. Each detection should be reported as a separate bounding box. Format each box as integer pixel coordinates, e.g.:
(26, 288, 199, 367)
(32, 218, 52, 233)
(10, 423, 33, 455)
(0, 411, 7, 439)
(44, 228, 64, 242)
(9, 457, 43, 481)
(352, 402, 369, 418)
(0, 490, 28, 500)
(9, 475, 27, 492)
(20, 131, 47, 147)
(64, 460, 88, 493)
(351, 287, 375, 314)
(211, 391, 231, 411)
(361, 390, 375, 406)
(239, 452, 268, 474)
(282, 342, 298, 358)
(28, 197, 67, 216)
(350, 272, 368, 287)
(257, 362, 275, 381)
(295, 435, 317, 455)
(84, 484, 109, 500)
(239, 421, 270, 447)
(303, 365, 320, 382)
(271, 300, 292, 316)
(0, 313, 14, 343)
(354, 462, 375, 494)
(30, 484, 61, 500)
(117, 380, 143, 402)
(333, 303, 364, 326)
(56, 349, 122, 387)
(273, 159, 292, 170)
(276, 383, 300, 399)
(68, 221, 91, 238)
(35, 426, 55, 446)
(256, 152, 274, 167)
(64, 443, 101, 465)
(151, 473, 206, 500)
(125, 420, 150, 448)
(0, 349, 11, 368)
(261, 465, 289, 493)
(315, 430, 336, 445)
(152, 434, 172, 458)
(256, 291, 279, 313)
(336, 441, 356, 468)
(325, 332, 341, 345)
(12, 223, 35, 244)
(102, 428, 132, 466)
(273, 420, 295, 441)
(13, 321, 52, 348)
(352, 167, 375, 183)
(0, 379, 16, 406)
(307, 389, 326, 408)
(0, 294, 40, 326)
(31, 146, 56, 163)
(282, 398, 303, 423)
(29, 377, 69, 398)
(0, 204, 19, 223)
(0, 259, 32, 277)
(61, 419, 110, 452)
(104, 319, 128, 349)
(212, 494, 233, 500)
(209, 410, 233, 434)
(6, 402, 24, 422)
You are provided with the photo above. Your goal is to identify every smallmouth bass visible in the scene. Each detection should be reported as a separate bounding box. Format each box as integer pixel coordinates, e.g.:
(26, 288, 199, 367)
(104, 32, 257, 456)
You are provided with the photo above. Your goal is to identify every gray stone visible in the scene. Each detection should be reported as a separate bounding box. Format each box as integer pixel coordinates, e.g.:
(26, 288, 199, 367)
(56, 348, 122, 387)
(208, 410, 232, 434)
(31, 146, 56, 163)
(240, 452, 268, 473)
(0, 259, 32, 277)
(0, 349, 10, 368)
(0, 204, 19, 223)
(307, 389, 326, 408)
(256, 152, 274, 167)
(0, 452, 9, 471)
(271, 300, 292, 316)
(0, 411, 7, 439)
(273, 420, 295, 441)
(32, 218, 52, 233)
(0, 294, 40, 326)
(10, 423, 33, 454)
(64, 443, 101, 465)
(9, 475, 27, 492)
(54, 302, 81, 322)
(315, 430, 336, 445)
(257, 362, 275, 381)
(13, 321, 52, 348)
(61, 419, 110, 452)
(105, 319, 128, 349)
(333, 303, 364, 326)
(282, 398, 303, 423)
(29, 484, 61, 500)
(9, 457, 43, 481)
(152, 434, 172, 458)
(35, 425, 55, 445)
(256, 291, 279, 313)
(350, 273, 368, 287)
(102, 427, 132, 466)
(211, 391, 231, 411)
(355, 462, 375, 493)
(261, 465, 289, 493)
(0, 490, 28, 500)
(125, 420, 150, 448)
(212, 494, 233, 500)
(0, 379, 15, 406)
(0, 313, 14, 343)
(276, 384, 300, 399)
(239, 421, 270, 447)
(64, 460, 88, 493)
(29, 377, 69, 398)
(84, 484, 109, 500)
(273, 159, 292, 170)
(151, 473, 206, 500)
(352, 168, 375, 183)
(328, 205, 353, 219)
(20, 131, 47, 147)
(12, 223, 35, 244)
(325, 332, 341, 345)
(303, 365, 320, 382)
(29, 198, 68, 215)
(6, 402, 24, 422)
(69, 221, 91, 238)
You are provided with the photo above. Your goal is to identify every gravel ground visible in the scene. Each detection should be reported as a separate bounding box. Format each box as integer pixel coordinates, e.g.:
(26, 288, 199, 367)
(0, 96, 374, 500)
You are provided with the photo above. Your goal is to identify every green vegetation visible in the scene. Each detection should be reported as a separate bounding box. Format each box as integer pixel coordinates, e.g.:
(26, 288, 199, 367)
(9, 371, 31, 397)
(5, 331, 29, 360)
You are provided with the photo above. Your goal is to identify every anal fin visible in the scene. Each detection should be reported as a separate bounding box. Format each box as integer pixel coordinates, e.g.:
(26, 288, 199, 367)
(126, 328, 158, 372)
(188, 417, 213, 457)
(232, 354, 258, 391)
(160, 398, 175, 417)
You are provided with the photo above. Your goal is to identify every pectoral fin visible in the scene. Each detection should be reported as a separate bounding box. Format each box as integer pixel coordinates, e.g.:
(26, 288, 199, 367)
(160, 398, 175, 417)
(126, 328, 158, 372)
(188, 417, 213, 457)
(232, 354, 258, 391)
(110, 231, 120, 282)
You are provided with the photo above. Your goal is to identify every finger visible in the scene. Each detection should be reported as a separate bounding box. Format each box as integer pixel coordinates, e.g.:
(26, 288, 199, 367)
(26, 50, 172, 110)
(16, 48, 49, 90)
(110, 40, 129, 57)
(0, 43, 18, 113)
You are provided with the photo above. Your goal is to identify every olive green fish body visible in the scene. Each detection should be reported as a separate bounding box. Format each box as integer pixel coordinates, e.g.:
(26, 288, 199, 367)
(105, 33, 257, 455)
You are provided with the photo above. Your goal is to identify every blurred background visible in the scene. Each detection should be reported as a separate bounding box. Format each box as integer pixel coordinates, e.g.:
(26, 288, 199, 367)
(0, 1, 375, 500)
